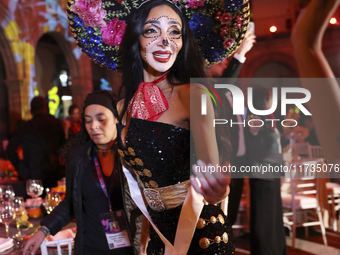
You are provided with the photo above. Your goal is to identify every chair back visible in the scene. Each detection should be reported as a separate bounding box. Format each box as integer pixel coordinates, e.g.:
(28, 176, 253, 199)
(292, 142, 309, 156)
(40, 237, 74, 255)
(282, 160, 327, 248)
(288, 160, 320, 198)
(308, 145, 325, 159)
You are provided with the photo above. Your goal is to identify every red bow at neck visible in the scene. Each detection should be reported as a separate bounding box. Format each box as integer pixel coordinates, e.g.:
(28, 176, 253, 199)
(128, 73, 169, 121)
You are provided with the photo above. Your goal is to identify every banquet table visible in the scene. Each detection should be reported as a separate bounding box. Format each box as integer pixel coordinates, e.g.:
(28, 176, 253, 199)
(0, 217, 76, 254)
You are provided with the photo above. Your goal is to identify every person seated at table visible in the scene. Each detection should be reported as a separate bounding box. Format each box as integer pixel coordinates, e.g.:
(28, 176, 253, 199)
(281, 105, 309, 148)
(23, 90, 140, 255)
(63, 104, 82, 141)
(303, 116, 320, 146)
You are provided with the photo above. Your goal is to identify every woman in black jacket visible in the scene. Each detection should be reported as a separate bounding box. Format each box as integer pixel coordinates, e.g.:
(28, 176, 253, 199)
(23, 90, 141, 255)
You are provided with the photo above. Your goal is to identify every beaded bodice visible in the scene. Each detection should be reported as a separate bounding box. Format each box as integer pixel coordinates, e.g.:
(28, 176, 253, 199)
(117, 118, 234, 255)
(117, 118, 190, 188)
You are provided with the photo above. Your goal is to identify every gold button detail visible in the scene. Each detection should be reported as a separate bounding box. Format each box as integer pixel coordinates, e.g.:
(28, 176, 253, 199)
(215, 236, 221, 244)
(222, 232, 228, 243)
(210, 216, 217, 224)
(218, 214, 225, 225)
(202, 199, 209, 206)
(135, 158, 144, 166)
(137, 171, 143, 176)
(143, 169, 152, 177)
(130, 160, 135, 165)
(128, 147, 135, 156)
(199, 237, 210, 249)
(118, 149, 125, 157)
(145, 182, 150, 188)
(149, 180, 159, 188)
(197, 218, 206, 229)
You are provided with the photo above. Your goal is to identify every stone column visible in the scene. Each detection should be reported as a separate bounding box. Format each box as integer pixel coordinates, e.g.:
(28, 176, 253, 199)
(5, 79, 22, 132)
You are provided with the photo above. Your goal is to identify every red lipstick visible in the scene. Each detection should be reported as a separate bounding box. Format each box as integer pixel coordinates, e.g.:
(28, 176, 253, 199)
(153, 51, 171, 63)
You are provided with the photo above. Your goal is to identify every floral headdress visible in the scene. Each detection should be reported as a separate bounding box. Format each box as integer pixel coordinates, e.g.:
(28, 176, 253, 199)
(67, 0, 250, 70)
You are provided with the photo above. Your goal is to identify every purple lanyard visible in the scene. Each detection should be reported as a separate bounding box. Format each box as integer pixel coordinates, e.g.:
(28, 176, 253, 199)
(93, 156, 112, 212)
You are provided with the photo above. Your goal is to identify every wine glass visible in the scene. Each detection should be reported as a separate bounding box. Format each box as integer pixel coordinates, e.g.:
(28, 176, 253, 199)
(0, 201, 15, 238)
(43, 192, 61, 214)
(0, 185, 5, 201)
(12, 197, 25, 237)
(26, 179, 44, 208)
(3, 185, 15, 202)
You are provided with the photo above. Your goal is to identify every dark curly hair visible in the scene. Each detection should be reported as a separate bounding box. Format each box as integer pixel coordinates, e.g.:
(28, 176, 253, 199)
(61, 90, 119, 158)
(119, 0, 207, 121)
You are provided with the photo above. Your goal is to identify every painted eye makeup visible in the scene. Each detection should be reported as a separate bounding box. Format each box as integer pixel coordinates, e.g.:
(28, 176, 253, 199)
(142, 25, 161, 38)
(167, 26, 181, 39)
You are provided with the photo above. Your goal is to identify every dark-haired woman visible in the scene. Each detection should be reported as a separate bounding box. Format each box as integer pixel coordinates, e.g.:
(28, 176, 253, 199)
(23, 90, 139, 255)
(118, 1, 233, 254)
(64, 104, 82, 140)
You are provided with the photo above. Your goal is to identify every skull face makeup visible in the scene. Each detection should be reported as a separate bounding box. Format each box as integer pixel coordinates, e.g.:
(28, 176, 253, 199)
(139, 5, 183, 74)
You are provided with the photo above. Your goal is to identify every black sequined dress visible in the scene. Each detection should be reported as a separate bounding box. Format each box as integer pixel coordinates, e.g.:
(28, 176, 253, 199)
(117, 118, 234, 255)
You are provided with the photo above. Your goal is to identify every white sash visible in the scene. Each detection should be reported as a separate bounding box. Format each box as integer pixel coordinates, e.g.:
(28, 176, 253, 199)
(123, 167, 204, 255)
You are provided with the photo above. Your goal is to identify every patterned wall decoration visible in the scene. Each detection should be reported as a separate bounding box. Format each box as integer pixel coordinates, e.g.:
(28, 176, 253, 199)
(0, 0, 83, 119)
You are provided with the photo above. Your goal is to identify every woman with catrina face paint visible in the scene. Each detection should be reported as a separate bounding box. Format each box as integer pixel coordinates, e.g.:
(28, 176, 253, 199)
(117, 0, 234, 254)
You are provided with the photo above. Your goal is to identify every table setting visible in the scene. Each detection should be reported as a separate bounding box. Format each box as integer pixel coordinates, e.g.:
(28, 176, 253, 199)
(0, 178, 74, 254)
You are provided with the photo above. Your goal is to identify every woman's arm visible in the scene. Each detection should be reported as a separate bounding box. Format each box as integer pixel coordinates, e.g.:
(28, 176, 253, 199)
(291, 0, 340, 164)
(186, 83, 230, 204)
(63, 119, 71, 140)
(40, 154, 75, 233)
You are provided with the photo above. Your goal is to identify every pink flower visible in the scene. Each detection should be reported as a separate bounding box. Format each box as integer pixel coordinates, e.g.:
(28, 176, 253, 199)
(220, 12, 233, 25)
(223, 38, 235, 49)
(71, 0, 106, 27)
(220, 25, 230, 36)
(101, 18, 127, 46)
(186, 0, 204, 9)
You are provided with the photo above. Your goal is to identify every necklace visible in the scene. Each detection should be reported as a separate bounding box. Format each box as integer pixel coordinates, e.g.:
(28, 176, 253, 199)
(97, 148, 112, 157)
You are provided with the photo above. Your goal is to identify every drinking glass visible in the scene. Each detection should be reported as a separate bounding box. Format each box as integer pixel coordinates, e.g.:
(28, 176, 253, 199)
(43, 192, 61, 214)
(0, 201, 15, 238)
(26, 180, 44, 208)
(12, 197, 25, 237)
(3, 185, 15, 202)
(0, 185, 5, 201)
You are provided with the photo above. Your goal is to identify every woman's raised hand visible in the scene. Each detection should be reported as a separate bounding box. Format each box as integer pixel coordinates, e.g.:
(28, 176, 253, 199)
(190, 160, 231, 205)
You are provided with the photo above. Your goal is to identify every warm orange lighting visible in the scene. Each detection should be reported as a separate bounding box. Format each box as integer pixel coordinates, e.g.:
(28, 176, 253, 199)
(330, 17, 337, 24)
(269, 26, 277, 33)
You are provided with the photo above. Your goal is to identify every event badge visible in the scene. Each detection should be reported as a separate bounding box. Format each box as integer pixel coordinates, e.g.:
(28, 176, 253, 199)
(100, 209, 132, 250)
